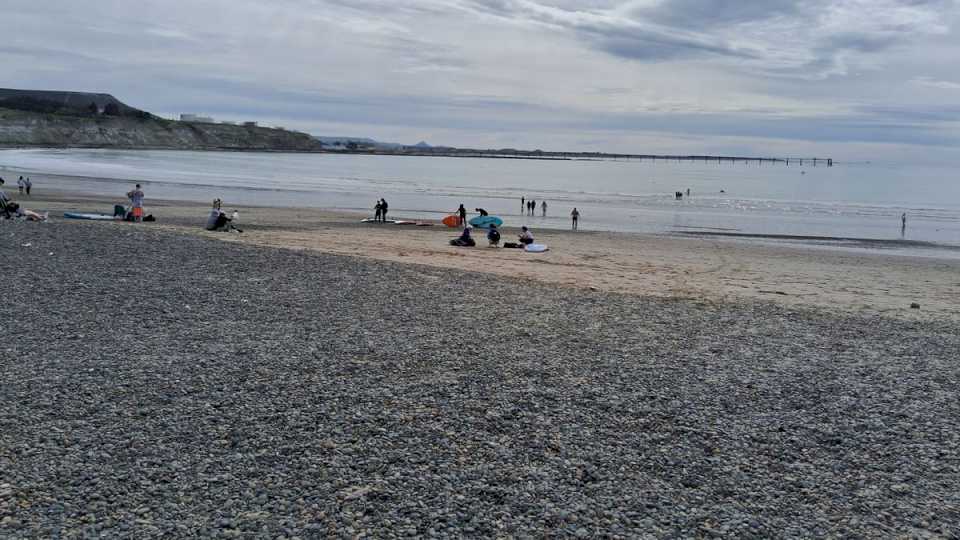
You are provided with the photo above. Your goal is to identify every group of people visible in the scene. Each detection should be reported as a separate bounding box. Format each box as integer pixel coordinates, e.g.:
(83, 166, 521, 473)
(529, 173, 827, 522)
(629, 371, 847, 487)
(205, 198, 242, 232)
(0, 177, 46, 221)
(450, 223, 535, 248)
(16, 176, 33, 196)
(372, 198, 390, 222)
(521, 197, 547, 217)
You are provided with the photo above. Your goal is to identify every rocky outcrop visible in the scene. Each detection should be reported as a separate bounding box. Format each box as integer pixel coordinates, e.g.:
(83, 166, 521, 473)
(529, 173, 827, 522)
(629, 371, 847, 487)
(0, 108, 322, 151)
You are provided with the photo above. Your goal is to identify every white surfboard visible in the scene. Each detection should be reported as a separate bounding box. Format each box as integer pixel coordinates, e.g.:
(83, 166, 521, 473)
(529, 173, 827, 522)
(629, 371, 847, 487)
(524, 243, 549, 253)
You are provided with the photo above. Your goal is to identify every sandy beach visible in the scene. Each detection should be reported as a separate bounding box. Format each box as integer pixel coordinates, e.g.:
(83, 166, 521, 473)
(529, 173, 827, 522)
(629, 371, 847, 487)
(17, 190, 960, 321)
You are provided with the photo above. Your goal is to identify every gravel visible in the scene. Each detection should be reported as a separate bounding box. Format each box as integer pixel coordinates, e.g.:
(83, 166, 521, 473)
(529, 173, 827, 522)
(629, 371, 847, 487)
(2, 220, 959, 538)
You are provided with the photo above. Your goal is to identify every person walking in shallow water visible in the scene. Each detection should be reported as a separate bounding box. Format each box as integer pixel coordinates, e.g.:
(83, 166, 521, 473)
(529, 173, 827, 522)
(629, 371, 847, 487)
(521, 196, 525, 214)
(541, 200, 547, 217)
(901, 213, 907, 236)
(571, 207, 580, 230)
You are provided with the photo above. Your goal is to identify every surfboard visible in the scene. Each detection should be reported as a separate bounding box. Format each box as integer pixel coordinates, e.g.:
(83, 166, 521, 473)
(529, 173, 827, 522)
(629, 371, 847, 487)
(416, 222, 434, 227)
(442, 215, 460, 228)
(468, 215, 504, 229)
(393, 220, 416, 225)
(361, 218, 395, 223)
(64, 212, 116, 221)
(524, 243, 549, 253)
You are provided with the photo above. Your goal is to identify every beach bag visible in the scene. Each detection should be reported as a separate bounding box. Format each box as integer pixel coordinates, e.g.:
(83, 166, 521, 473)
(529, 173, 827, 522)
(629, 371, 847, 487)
(503, 242, 521, 248)
(143, 215, 156, 222)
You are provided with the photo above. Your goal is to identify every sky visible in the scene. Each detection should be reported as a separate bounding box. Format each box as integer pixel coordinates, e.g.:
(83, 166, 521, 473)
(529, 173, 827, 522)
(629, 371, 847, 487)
(3, 0, 960, 161)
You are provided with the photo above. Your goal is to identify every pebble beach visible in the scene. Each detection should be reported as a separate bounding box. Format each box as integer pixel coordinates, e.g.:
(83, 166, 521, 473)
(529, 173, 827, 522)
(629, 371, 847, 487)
(2, 217, 959, 537)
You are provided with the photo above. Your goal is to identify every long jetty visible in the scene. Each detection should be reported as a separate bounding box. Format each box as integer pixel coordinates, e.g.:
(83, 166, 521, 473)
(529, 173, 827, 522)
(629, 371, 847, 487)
(332, 147, 834, 166)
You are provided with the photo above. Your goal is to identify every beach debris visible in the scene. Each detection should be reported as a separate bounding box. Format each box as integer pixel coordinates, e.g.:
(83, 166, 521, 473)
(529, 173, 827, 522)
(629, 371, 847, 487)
(910, 303, 920, 309)
(21, 243, 31, 247)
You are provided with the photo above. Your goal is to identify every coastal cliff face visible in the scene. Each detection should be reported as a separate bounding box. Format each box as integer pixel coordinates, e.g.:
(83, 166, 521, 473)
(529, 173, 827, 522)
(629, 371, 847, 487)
(0, 108, 322, 151)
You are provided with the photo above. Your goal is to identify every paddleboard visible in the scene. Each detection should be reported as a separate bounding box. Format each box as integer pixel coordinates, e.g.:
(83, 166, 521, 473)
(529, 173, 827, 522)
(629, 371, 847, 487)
(64, 212, 116, 221)
(524, 243, 549, 253)
(468, 215, 504, 229)
(361, 218, 396, 223)
(441, 215, 460, 228)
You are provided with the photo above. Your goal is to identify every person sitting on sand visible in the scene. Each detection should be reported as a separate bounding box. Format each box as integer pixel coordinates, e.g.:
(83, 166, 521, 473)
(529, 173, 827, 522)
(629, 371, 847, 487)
(518, 225, 534, 245)
(0, 179, 12, 219)
(450, 226, 476, 247)
(475, 208, 489, 217)
(205, 199, 242, 233)
(487, 223, 501, 246)
(5, 202, 48, 221)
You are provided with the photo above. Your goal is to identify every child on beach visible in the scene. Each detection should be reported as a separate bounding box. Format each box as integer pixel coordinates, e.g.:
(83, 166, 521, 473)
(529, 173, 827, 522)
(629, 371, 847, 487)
(127, 184, 145, 222)
(17, 177, 24, 195)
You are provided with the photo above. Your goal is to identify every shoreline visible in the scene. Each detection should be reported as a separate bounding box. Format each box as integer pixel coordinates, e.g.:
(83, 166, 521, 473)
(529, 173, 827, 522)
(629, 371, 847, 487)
(13, 190, 960, 321)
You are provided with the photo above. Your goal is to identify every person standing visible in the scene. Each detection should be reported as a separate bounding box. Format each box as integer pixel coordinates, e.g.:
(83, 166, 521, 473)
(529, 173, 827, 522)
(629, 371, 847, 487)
(374, 200, 382, 222)
(571, 207, 580, 230)
(24, 177, 32, 196)
(17, 176, 24, 195)
(127, 183, 145, 222)
(457, 203, 467, 227)
(541, 200, 547, 217)
(521, 196, 525, 214)
(901, 213, 907, 236)
(380, 198, 389, 222)
(529, 199, 536, 216)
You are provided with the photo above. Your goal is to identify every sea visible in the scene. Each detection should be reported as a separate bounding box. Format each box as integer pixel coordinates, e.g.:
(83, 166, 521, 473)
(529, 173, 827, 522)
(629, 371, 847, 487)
(2, 148, 959, 252)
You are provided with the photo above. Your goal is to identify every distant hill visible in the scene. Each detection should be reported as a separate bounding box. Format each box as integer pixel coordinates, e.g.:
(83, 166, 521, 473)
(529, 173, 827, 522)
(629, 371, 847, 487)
(0, 88, 323, 151)
(0, 88, 146, 117)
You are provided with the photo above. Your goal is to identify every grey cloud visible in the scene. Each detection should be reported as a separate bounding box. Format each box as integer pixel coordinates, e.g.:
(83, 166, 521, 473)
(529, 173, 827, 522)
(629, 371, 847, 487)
(459, 0, 956, 78)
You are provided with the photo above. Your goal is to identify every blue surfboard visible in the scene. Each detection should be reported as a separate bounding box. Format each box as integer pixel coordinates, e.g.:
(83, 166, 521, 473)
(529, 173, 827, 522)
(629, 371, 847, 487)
(468, 215, 504, 229)
(64, 212, 116, 221)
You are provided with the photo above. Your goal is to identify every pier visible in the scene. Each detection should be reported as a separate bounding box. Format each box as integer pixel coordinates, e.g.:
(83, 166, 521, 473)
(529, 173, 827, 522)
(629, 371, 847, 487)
(334, 147, 833, 166)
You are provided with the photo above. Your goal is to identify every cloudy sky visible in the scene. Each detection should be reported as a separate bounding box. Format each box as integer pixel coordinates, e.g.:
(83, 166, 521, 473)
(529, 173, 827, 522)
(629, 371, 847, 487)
(4, 0, 960, 160)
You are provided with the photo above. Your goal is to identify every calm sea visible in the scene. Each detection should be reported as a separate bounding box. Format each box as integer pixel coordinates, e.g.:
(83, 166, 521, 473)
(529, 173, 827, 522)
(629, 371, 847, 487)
(2, 148, 959, 248)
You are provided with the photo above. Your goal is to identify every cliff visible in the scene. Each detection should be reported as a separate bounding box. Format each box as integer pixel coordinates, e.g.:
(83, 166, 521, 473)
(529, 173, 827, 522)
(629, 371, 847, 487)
(0, 89, 322, 151)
